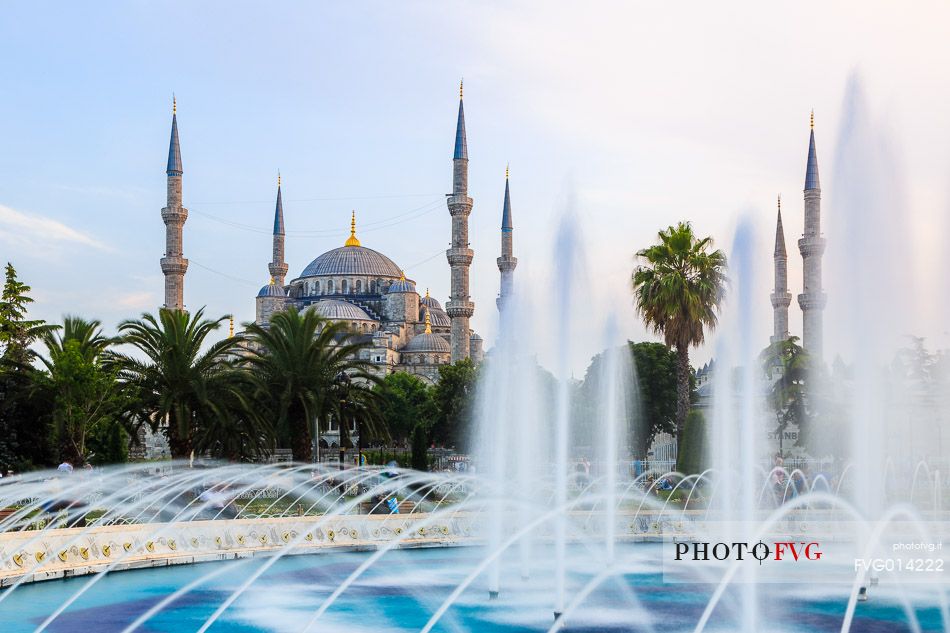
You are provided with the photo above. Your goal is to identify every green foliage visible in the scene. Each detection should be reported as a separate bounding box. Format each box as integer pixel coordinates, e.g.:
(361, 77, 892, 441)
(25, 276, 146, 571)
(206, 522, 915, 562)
(431, 359, 478, 448)
(0, 264, 55, 471)
(243, 306, 378, 461)
(0, 262, 53, 365)
(115, 308, 248, 459)
(410, 422, 429, 471)
(760, 336, 810, 452)
(376, 372, 435, 443)
(632, 222, 726, 445)
(676, 409, 708, 475)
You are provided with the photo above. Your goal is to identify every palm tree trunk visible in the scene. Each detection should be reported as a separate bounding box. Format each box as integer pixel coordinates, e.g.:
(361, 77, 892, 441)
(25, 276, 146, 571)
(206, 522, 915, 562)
(675, 343, 691, 453)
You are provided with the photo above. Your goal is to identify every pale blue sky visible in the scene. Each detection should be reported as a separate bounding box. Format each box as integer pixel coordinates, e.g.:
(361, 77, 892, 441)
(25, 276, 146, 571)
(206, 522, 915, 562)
(3, 1, 949, 369)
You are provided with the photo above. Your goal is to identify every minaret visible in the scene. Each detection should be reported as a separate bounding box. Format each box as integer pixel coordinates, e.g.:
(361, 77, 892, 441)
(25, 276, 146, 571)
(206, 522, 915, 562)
(770, 195, 791, 343)
(446, 80, 475, 362)
(268, 173, 288, 287)
(160, 96, 188, 311)
(797, 111, 827, 358)
(496, 164, 517, 312)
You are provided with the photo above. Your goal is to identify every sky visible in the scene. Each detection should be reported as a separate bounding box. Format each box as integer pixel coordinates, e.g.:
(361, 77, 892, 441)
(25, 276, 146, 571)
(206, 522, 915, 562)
(2, 1, 950, 373)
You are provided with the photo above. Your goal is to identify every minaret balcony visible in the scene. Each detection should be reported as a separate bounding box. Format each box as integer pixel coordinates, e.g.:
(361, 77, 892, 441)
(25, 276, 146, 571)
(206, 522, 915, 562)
(161, 206, 189, 224)
(797, 236, 826, 258)
(496, 256, 518, 272)
(160, 257, 189, 275)
(797, 292, 827, 311)
(445, 300, 475, 318)
(446, 194, 473, 213)
(446, 248, 474, 266)
(770, 291, 791, 308)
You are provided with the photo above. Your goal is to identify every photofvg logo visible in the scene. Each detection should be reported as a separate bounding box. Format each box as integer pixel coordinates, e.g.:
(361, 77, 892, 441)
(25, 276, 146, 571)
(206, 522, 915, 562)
(674, 540, 823, 563)
(662, 535, 833, 584)
(660, 522, 949, 584)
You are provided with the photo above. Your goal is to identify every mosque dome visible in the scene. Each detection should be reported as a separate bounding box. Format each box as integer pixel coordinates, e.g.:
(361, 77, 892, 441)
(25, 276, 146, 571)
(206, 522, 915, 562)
(424, 308, 450, 327)
(387, 276, 416, 293)
(257, 282, 286, 298)
(298, 211, 402, 279)
(308, 299, 374, 321)
(419, 291, 442, 311)
(402, 332, 451, 354)
(300, 245, 402, 279)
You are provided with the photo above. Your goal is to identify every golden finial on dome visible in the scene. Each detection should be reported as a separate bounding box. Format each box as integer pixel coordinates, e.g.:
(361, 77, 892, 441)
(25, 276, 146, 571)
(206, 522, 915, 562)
(425, 287, 430, 299)
(228, 315, 234, 338)
(269, 276, 275, 284)
(459, 78, 463, 99)
(810, 109, 814, 130)
(173, 94, 176, 115)
(424, 307, 432, 334)
(400, 270, 406, 281)
(345, 210, 361, 247)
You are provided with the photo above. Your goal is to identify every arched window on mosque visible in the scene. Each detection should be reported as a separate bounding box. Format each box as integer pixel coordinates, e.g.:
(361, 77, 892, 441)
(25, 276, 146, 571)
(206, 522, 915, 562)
(327, 279, 335, 294)
(369, 280, 376, 293)
(341, 279, 349, 294)
(314, 281, 321, 295)
(355, 279, 363, 294)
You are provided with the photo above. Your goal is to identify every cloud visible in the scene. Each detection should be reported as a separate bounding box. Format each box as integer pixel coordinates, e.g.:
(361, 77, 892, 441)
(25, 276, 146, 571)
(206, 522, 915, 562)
(0, 204, 111, 251)
(115, 291, 156, 310)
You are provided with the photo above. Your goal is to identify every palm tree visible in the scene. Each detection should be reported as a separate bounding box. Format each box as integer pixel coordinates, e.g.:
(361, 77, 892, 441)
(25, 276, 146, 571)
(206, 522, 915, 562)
(114, 308, 246, 458)
(243, 306, 376, 462)
(192, 368, 273, 461)
(41, 316, 114, 364)
(632, 222, 727, 447)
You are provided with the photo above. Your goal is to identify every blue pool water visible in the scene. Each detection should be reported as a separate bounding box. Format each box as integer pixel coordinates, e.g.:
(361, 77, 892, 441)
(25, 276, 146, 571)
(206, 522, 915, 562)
(0, 544, 944, 632)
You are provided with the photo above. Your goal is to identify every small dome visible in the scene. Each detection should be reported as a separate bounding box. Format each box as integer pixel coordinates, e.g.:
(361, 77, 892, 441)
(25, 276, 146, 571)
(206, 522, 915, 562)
(257, 283, 286, 298)
(470, 332, 482, 340)
(308, 299, 374, 322)
(387, 278, 416, 293)
(402, 332, 451, 354)
(420, 293, 443, 311)
(425, 308, 450, 327)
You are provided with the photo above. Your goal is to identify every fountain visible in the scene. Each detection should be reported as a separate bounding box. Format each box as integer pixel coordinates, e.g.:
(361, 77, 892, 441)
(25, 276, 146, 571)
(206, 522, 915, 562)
(1, 78, 949, 633)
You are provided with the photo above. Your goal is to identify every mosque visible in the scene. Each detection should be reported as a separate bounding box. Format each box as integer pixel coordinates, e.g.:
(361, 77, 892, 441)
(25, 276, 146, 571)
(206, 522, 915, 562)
(159, 83, 518, 384)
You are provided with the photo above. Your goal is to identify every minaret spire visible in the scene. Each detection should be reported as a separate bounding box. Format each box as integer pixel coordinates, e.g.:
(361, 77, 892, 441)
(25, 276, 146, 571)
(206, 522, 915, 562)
(770, 194, 791, 343)
(798, 111, 827, 357)
(446, 80, 475, 361)
(160, 95, 188, 311)
(268, 171, 288, 287)
(496, 164, 517, 313)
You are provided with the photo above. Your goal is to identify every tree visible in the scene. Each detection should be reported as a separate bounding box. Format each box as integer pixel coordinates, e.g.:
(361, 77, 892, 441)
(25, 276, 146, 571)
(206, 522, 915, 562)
(115, 308, 247, 458)
(632, 222, 727, 447)
(244, 306, 373, 461)
(376, 372, 435, 444)
(0, 262, 53, 364)
(431, 359, 478, 449)
(39, 317, 131, 464)
(410, 421, 430, 471)
(677, 409, 708, 475)
(0, 263, 54, 471)
(760, 336, 810, 454)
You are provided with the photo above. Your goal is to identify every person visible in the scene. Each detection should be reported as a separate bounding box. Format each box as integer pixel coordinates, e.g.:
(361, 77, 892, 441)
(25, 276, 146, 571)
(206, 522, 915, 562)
(771, 454, 787, 502)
